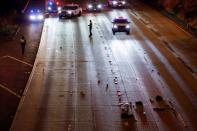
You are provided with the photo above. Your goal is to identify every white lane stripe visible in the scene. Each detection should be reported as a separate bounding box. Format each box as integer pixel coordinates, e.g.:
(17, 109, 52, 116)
(0, 55, 8, 60)
(6, 56, 33, 67)
(0, 84, 21, 98)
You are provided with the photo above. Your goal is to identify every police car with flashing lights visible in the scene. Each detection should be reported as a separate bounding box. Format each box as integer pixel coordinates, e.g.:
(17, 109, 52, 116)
(112, 17, 130, 35)
(86, 1, 103, 12)
(58, 4, 82, 18)
(108, 0, 126, 8)
(47, 1, 61, 13)
(29, 9, 44, 21)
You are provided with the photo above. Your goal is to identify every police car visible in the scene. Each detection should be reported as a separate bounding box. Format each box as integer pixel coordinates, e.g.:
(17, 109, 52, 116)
(47, 1, 61, 13)
(108, 0, 126, 8)
(87, 1, 103, 12)
(29, 9, 44, 22)
(112, 17, 130, 35)
(58, 4, 82, 18)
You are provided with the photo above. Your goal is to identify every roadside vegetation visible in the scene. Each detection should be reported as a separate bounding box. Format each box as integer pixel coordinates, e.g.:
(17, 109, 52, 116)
(141, 0, 197, 33)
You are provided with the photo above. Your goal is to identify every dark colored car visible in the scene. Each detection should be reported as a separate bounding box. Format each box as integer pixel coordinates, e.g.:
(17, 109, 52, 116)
(86, 1, 103, 12)
(28, 9, 44, 22)
(108, 0, 127, 8)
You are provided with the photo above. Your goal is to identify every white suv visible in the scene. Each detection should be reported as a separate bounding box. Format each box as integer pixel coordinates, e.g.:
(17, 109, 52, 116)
(58, 4, 82, 18)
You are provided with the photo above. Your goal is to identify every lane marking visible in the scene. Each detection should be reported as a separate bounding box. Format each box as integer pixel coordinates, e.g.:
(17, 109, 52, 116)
(162, 40, 175, 52)
(177, 57, 194, 73)
(130, 10, 196, 78)
(0, 84, 21, 99)
(0, 55, 8, 60)
(13, 26, 20, 39)
(166, 16, 193, 38)
(6, 56, 33, 67)
(150, 28, 160, 37)
(139, 18, 149, 25)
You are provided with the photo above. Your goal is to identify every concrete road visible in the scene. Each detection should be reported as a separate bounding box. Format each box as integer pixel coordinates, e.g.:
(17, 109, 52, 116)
(0, 0, 44, 131)
(11, 0, 197, 131)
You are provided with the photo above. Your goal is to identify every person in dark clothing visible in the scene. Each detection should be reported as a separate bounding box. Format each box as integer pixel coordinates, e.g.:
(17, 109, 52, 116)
(88, 20, 92, 37)
(20, 36, 26, 55)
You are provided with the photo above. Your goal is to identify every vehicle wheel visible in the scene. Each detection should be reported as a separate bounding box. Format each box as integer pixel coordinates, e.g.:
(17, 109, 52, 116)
(78, 11, 81, 16)
(113, 31, 115, 35)
(59, 16, 62, 19)
(126, 31, 130, 35)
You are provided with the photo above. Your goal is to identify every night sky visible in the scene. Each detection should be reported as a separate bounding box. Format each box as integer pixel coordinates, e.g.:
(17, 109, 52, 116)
(0, 0, 26, 15)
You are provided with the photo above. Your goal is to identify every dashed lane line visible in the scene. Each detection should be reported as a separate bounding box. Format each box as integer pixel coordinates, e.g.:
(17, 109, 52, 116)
(130, 11, 196, 79)
(150, 28, 161, 37)
(0, 84, 21, 99)
(162, 40, 175, 52)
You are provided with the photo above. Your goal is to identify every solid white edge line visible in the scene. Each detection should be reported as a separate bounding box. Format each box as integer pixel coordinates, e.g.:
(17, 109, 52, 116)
(10, 20, 47, 130)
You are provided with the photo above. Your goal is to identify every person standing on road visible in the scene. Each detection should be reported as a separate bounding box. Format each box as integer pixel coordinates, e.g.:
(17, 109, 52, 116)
(88, 20, 92, 37)
(20, 36, 26, 55)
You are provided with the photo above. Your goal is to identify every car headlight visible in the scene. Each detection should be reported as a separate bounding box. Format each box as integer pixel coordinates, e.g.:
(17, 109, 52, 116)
(48, 7, 52, 11)
(67, 11, 72, 14)
(38, 14, 44, 20)
(58, 7, 61, 11)
(88, 4, 93, 9)
(122, 1, 126, 4)
(114, 25, 118, 28)
(29, 15, 36, 20)
(113, 1, 117, 5)
(126, 25, 130, 28)
(97, 4, 102, 8)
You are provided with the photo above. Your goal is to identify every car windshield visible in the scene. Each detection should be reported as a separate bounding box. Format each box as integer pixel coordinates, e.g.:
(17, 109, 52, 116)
(30, 9, 43, 14)
(114, 19, 128, 23)
(63, 6, 78, 10)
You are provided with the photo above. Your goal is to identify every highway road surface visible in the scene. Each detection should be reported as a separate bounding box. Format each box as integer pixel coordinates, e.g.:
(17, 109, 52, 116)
(10, 0, 197, 131)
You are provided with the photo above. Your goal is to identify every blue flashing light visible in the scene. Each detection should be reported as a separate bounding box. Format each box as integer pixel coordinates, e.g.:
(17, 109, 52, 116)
(49, 2, 53, 6)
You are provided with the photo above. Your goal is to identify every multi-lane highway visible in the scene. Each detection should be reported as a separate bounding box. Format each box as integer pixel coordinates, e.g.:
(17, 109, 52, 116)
(10, 0, 197, 131)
